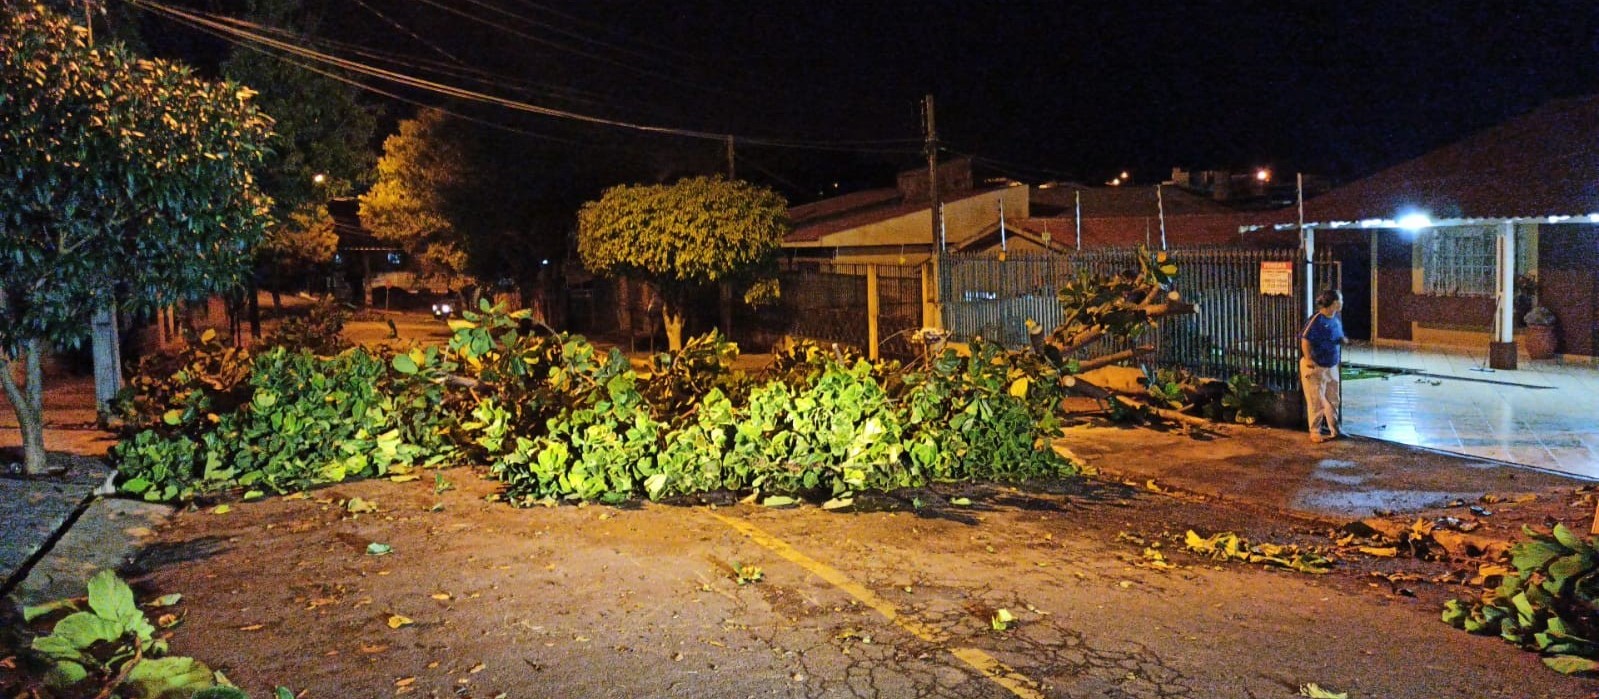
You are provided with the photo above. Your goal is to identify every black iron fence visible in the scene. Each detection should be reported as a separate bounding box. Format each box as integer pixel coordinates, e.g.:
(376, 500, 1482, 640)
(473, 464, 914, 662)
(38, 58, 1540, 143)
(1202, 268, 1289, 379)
(939, 248, 1326, 391)
(778, 261, 923, 359)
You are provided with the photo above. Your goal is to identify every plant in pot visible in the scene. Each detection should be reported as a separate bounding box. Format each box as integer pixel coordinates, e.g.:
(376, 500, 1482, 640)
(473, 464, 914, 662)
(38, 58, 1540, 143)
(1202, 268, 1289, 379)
(1522, 304, 1558, 359)
(1513, 273, 1538, 327)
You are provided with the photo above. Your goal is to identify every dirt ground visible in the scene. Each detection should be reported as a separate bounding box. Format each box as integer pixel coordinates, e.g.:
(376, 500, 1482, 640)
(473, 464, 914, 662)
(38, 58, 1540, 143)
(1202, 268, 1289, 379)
(4, 468, 1592, 698)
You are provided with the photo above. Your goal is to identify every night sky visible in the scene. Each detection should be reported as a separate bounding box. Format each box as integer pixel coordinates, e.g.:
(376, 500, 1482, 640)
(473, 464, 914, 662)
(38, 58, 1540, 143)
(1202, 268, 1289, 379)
(131, 1, 1599, 201)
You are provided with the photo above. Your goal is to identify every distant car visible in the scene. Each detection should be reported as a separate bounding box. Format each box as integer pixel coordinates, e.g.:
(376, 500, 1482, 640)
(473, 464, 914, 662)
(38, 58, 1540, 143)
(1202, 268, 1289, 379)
(430, 301, 454, 320)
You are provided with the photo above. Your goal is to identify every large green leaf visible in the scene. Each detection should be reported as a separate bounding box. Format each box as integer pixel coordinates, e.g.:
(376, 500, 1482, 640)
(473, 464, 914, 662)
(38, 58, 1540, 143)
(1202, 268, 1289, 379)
(87, 569, 140, 626)
(44, 660, 88, 689)
(32, 612, 122, 659)
(1542, 655, 1599, 675)
(125, 656, 216, 698)
(1513, 540, 1566, 573)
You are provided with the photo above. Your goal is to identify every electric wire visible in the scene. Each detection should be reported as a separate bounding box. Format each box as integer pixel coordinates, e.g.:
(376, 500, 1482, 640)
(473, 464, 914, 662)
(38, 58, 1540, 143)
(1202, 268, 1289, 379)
(131, 0, 922, 155)
(348, 0, 467, 67)
(405, 0, 730, 97)
(201, 9, 625, 110)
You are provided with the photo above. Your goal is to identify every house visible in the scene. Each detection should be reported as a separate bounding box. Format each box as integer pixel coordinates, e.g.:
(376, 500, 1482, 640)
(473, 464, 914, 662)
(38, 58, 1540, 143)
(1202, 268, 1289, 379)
(1010, 182, 1269, 251)
(782, 158, 1031, 265)
(1245, 95, 1599, 362)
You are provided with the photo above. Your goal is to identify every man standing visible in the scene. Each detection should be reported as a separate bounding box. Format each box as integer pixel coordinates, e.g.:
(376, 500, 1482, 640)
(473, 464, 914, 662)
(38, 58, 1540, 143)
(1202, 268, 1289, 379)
(1299, 289, 1346, 443)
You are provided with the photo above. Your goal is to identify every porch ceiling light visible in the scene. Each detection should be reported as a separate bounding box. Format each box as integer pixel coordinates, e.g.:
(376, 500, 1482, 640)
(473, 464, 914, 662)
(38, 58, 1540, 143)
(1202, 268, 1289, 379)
(1397, 212, 1432, 231)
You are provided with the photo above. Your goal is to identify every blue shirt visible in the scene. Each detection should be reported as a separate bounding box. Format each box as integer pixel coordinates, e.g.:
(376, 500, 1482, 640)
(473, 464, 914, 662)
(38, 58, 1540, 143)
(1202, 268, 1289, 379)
(1301, 313, 1345, 368)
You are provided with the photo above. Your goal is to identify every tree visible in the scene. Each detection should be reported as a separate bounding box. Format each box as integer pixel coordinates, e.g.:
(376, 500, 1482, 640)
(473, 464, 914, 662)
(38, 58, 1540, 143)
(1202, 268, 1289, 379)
(0, 7, 273, 474)
(360, 109, 469, 293)
(262, 205, 338, 270)
(220, 0, 376, 318)
(361, 109, 577, 310)
(577, 176, 789, 351)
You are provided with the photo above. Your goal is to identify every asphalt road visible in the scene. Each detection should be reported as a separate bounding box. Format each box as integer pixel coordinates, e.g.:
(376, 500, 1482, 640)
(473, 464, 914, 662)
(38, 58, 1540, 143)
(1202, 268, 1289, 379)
(89, 469, 1589, 699)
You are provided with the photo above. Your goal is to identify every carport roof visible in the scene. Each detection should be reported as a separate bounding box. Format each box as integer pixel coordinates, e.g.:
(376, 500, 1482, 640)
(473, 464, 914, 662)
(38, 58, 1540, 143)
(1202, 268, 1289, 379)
(1250, 95, 1599, 230)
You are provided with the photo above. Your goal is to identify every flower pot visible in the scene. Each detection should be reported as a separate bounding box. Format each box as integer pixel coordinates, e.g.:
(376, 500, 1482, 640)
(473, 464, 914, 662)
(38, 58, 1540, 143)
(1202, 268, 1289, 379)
(1523, 324, 1557, 359)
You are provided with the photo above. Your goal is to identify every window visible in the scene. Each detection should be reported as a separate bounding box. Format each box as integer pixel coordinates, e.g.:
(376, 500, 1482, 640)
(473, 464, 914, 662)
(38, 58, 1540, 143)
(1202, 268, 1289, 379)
(1420, 227, 1495, 296)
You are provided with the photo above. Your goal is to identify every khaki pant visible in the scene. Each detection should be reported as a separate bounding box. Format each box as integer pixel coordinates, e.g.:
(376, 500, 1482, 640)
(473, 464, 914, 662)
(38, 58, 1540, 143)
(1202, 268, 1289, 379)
(1299, 358, 1341, 435)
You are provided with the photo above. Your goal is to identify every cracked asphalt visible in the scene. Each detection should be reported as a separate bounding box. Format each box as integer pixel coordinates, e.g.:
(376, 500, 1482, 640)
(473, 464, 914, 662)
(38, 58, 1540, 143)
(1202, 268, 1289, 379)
(8, 466, 1590, 699)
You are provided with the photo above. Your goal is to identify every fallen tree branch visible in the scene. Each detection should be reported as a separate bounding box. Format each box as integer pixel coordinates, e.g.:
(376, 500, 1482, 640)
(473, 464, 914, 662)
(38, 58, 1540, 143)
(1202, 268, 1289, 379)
(1074, 346, 1154, 373)
(1061, 374, 1225, 429)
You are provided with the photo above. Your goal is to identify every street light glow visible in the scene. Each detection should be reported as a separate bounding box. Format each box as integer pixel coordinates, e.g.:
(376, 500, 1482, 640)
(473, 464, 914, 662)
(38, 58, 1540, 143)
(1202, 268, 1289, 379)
(1255, 168, 1271, 182)
(1397, 212, 1432, 231)
(312, 173, 326, 184)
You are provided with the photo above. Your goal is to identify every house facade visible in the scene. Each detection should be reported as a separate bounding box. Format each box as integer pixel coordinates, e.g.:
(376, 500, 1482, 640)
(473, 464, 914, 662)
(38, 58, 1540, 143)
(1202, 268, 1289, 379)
(782, 158, 1031, 265)
(1247, 96, 1599, 361)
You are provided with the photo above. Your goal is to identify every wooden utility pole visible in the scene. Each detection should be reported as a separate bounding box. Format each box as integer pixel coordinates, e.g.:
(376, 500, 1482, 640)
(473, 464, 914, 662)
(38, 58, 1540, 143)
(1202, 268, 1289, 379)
(719, 135, 735, 336)
(923, 94, 942, 329)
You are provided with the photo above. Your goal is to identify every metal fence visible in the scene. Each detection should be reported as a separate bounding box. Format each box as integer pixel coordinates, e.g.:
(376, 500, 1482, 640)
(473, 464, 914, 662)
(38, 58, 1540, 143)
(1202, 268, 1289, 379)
(778, 261, 923, 358)
(940, 248, 1324, 391)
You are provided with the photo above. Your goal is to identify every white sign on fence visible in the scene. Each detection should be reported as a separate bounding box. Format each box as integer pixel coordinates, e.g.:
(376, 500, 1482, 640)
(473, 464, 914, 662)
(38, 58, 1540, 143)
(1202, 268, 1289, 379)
(1259, 261, 1293, 296)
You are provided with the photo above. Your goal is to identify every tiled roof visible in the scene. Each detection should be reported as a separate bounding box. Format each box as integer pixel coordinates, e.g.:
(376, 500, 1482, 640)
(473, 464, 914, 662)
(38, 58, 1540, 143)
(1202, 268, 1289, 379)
(1031, 184, 1236, 218)
(1261, 95, 1599, 227)
(784, 186, 1011, 244)
(1008, 213, 1256, 249)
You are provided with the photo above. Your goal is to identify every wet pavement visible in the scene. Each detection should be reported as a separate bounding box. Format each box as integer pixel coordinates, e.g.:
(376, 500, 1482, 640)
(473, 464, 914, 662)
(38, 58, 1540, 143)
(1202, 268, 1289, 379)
(1342, 344, 1599, 479)
(1058, 421, 1587, 522)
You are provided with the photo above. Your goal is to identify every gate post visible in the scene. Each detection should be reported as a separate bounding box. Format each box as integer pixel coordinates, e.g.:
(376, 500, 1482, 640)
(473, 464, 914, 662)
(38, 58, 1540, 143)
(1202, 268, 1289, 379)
(921, 260, 942, 330)
(866, 264, 881, 360)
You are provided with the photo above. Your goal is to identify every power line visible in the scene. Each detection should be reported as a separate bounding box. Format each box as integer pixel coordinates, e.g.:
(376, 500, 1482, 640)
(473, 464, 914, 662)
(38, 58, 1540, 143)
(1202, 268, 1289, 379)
(348, 0, 466, 67)
(205, 9, 642, 113)
(405, 0, 732, 98)
(130, 0, 921, 155)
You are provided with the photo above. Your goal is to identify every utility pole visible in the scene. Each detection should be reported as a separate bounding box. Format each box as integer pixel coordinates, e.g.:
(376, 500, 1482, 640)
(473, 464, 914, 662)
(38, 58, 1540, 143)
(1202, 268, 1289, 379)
(1299, 172, 1313, 320)
(1156, 183, 1168, 250)
(719, 134, 736, 336)
(923, 94, 942, 328)
(84, 0, 94, 45)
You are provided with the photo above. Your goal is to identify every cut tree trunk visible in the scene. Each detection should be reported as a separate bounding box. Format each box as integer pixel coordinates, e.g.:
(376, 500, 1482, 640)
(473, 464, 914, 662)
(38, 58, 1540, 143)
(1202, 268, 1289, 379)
(1, 338, 50, 474)
(663, 305, 686, 353)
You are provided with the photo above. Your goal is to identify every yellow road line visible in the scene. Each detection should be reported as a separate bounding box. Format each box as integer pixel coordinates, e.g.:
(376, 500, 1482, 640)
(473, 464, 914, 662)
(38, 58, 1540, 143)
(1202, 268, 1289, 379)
(707, 510, 1046, 699)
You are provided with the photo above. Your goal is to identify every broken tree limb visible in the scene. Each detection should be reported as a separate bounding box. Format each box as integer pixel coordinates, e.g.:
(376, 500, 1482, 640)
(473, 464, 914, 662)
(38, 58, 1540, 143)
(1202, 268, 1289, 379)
(1074, 346, 1155, 373)
(1060, 372, 1221, 429)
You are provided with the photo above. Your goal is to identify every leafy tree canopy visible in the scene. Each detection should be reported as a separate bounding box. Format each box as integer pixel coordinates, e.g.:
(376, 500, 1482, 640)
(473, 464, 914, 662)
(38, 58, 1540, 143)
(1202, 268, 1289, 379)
(359, 108, 467, 286)
(0, 4, 274, 349)
(220, 0, 376, 219)
(577, 176, 788, 287)
(576, 176, 789, 349)
(261, 205, 338, 271)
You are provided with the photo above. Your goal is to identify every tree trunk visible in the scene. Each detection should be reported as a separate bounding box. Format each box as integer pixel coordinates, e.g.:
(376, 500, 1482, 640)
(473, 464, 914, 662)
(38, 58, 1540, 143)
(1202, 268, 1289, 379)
(90, 300, 122, 425)
(718, 281, 733, 339)
(617, 280, 633, 352)
(662, 302, 685, 352)
(248, 275, 262, 339)
(1, 338, 50, 474)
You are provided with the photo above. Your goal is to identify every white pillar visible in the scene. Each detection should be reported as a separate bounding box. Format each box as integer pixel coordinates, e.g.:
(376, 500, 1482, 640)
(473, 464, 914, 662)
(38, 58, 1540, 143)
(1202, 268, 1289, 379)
(1497, 221, 1515, 343)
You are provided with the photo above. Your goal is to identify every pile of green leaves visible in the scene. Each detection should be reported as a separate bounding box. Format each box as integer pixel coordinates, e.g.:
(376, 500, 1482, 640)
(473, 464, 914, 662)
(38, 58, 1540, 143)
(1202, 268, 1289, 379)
(263, 298, 351, 355)
(17, 570, 280, 698)
(113, 346, 453, 501)
(113, 329, 253, 433)
(112, 300, 1078, 506)
(1443, 524, 1599, 675)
